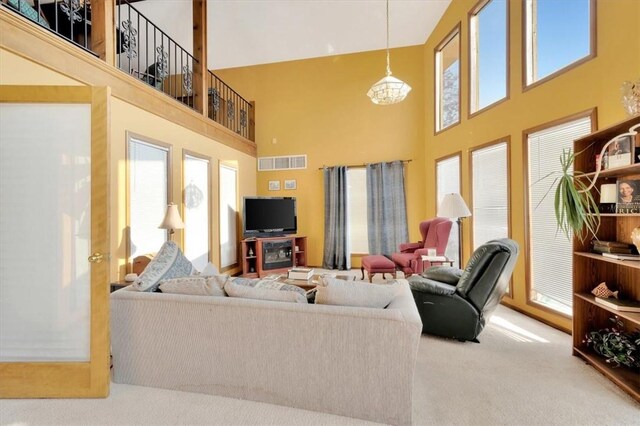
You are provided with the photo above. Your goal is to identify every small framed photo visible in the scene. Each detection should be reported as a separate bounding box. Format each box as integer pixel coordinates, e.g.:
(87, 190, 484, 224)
(268, 180, 280, 191)
(284, 179, 297, 190)
(607, 135, 633, 169)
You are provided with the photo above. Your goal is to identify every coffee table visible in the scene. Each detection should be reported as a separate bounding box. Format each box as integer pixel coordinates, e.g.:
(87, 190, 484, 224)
(265, 273, 356, 290)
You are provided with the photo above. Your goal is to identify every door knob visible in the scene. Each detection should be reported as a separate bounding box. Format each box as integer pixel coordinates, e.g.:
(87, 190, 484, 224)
(88, 252, 104, 264)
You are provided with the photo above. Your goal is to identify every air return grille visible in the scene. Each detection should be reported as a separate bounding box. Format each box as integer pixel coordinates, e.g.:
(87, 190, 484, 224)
(258, 155, 307, 171)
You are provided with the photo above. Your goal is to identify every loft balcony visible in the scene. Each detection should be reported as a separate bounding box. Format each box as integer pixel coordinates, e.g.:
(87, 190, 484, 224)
(1, 0, 255, 142)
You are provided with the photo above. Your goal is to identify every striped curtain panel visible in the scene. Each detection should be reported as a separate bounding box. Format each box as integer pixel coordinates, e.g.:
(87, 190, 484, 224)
(366, 161, 409, 256)
(322, 166, 350, 270)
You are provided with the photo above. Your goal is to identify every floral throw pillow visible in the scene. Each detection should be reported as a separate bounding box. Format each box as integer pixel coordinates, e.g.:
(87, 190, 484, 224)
(132, 241, 195, 292)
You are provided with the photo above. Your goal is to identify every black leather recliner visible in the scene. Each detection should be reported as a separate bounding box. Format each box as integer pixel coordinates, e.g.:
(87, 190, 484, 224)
(408, 238, 519, 342)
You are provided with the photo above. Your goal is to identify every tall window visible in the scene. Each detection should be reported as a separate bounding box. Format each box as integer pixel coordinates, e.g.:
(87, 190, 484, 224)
(470, 0, 508, 113)
(347, 168, 368, 254)
(525, 0, 594, 86)
(471, 141, 509, 249)
(183, 153, 210, 272)
(128, 136, 169, 259)
(219, 164, 238, 269)
(435, 25, 460, 131)
(436, 155, 461, 267)
(527, 115, 592, 316)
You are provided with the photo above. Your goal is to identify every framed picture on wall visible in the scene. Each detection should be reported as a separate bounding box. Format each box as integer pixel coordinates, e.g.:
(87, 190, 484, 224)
(284, 179, 297, 190)
(268, 180, 280, 191)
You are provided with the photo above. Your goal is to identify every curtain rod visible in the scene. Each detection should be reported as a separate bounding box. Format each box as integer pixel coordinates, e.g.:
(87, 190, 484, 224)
(317, 159, 412, 170)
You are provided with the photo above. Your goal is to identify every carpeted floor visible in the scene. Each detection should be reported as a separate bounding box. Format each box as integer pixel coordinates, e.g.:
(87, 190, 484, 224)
(1, 270, 638, 425)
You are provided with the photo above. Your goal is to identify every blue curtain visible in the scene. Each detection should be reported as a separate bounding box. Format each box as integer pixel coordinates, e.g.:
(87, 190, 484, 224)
(322, 166, 350, 270)
(366, 161, 409, 256)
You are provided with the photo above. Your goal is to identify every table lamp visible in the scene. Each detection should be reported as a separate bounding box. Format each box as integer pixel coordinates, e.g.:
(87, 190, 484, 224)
(599, 184, 617, 214)
(438, 193, 472, 267)
(159, 202, 185, 240)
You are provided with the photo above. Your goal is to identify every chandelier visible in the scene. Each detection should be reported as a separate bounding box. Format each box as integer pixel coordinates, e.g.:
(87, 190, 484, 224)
(367, 0, 411, 105)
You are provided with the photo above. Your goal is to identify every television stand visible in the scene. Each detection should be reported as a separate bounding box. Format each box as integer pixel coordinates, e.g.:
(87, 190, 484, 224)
(241, 235, 307, 278)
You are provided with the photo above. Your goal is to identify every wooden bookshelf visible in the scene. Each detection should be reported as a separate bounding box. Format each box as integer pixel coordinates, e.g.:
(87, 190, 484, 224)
(572, 115, 640, 403)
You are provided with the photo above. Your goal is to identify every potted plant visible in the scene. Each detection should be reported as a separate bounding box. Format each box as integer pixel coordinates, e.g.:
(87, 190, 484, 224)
(584, 316, 640, 370)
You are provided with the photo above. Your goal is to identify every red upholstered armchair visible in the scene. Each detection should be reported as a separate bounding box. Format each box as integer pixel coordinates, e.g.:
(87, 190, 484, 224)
(391, 218, 452, 276)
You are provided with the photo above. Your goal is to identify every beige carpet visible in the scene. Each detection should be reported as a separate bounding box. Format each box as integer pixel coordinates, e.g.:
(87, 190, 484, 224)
(1, 271, 638, 425)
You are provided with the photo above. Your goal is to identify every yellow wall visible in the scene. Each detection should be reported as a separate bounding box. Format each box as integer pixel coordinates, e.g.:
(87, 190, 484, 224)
(0, 48, 257, 281)
(423, 0, 640, 330)
(215, 45, 427, 267)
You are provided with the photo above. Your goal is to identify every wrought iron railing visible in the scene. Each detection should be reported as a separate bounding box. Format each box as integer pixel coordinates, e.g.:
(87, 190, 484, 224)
(2, 0, 94, 54)
(208, 71, 254, 141)
(116, 0, 196, 110)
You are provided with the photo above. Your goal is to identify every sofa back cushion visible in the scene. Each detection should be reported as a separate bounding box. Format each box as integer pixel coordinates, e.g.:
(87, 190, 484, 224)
(224, 278, 307, 304)
(132, 241, 195, 292)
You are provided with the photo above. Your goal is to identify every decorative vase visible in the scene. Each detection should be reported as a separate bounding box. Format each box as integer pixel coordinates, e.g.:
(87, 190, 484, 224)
(632, 227, 640, 253)
(621, 79, 640, 116)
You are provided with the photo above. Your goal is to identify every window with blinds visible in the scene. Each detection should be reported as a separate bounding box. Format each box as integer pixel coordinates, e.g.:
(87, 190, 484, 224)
(128, 138, 169, 260)
(184, 154, 210, 272)
(527, 116, 592, 316)
(436, 155, 461, 268)
(472, 142, 509, 248)
(220, 164, 238, 269)
(347, 168, 368, 254)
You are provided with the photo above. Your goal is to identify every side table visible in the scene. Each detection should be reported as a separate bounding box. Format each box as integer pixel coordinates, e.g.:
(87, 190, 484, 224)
(110, 281, 131, 293)
(421, 255, 454, 271)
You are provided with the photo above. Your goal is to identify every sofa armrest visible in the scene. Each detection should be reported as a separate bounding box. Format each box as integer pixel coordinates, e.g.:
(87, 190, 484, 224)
(399, 242, 421, 253)
(407, 276, 456, 296)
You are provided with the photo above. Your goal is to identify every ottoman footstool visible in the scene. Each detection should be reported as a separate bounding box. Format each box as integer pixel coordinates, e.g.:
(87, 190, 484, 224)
(361, 255, 397, 283)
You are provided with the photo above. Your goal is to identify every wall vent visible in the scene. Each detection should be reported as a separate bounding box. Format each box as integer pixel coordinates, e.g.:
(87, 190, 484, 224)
(258, 155, 307, 171)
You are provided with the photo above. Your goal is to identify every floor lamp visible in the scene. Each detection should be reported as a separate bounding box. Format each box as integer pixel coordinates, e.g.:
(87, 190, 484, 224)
(438, 193, 471, 267)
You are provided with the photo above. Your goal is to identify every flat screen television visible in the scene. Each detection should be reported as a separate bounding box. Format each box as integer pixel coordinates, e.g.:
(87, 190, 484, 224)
(243, 197, 297, 238)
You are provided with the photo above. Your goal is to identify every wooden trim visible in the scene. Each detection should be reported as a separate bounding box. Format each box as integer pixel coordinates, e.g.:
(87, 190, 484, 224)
(125, 132, 173, 271)
(468, 137, 513, 295)
(182, 149, 213, 265)
(0, 86, 110, 397)
(467, 0, 510, 119)
(521, 108, 597, 320)
(522, 0, 597, 92)
(91, 0, 115, 65)
(218, 161, 240, 270)
(0, 10, 256, 157)
(192, 0, 207, 116)
(434, 23, 461, 135)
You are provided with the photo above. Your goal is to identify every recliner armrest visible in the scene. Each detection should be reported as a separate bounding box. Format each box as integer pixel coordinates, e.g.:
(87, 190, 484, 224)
(399, 242, 422, 253)
(407, 276, 457, 296)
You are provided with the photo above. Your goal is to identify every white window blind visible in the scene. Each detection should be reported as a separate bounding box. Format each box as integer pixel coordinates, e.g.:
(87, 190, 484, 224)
(347, 168, 368, 254)
(436, 156, 461, 268)
(472, 142, 509, 249)
(220, 164, 238, 269)
(184, 155, 210, 272)
(527, 116, 591, 316)
(129, 138, 168, 259)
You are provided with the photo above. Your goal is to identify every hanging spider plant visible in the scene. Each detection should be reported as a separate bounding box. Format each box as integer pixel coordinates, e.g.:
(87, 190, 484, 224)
(554, 149, 600, 242)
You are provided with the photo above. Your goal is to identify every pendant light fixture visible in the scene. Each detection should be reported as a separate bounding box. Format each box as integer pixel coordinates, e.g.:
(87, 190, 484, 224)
(367, 0, 411, 105)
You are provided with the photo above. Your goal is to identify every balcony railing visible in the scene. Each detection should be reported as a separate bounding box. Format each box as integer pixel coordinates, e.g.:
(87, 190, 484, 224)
(116, 0, 196, 110)
(2, 0, 255, 142)
(208, 71, 254, 141)
(3, 0, 94, 54)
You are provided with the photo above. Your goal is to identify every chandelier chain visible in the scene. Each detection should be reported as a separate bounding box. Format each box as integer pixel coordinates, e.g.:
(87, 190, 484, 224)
(386, 0, 391, 76)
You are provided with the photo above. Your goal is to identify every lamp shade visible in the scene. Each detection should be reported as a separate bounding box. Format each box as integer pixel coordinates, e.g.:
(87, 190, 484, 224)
(600, 184, 617, 204)
(438, 193, 471, 218)
(158, 203, 185, 230)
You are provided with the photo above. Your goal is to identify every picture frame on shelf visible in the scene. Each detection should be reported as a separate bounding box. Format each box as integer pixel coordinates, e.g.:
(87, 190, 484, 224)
(284, 179, 297, 190)
(268, 180, 280, 191)
(607, 135, 633, 169)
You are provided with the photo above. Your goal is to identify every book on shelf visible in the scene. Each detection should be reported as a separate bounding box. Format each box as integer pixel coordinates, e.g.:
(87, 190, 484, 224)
(615, 178, 640, 214)
(601, 253, 640, 261)
(287, 268, 314, 280)
(594, 297, 640, 313)
(592, 246, 634, 254)
(592, 240, 633, 248)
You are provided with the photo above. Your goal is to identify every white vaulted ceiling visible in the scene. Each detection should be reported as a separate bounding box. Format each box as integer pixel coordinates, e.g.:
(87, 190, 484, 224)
(128, 0, 451, 70)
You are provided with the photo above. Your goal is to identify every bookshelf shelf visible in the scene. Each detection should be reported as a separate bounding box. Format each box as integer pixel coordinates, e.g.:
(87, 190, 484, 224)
(572, 114, 640, 403)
